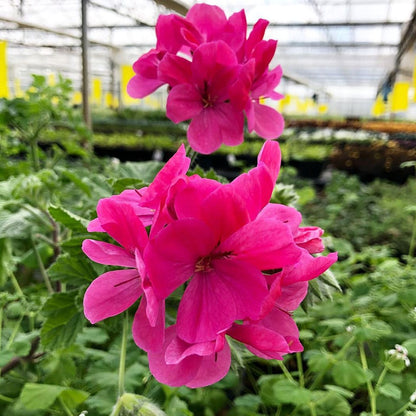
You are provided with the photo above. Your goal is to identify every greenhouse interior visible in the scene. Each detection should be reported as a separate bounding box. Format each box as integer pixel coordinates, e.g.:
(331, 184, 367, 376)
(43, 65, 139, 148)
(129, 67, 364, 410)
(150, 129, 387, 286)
(1, 1, 416, 416)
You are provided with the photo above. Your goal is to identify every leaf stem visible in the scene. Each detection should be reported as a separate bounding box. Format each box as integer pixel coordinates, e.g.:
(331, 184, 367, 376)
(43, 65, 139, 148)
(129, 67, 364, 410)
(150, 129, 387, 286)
(390, 401, 412, 416)
(277, 360, 296, 384)
(31, 236, 54, 294)
(9, 271, 25, 298)
(310, 335, 356, 390)
(118, 312, 129, 398)
(58, 396, 74, 416)
(296, 353, 305, 387)
(374, 366, 388, 392)
(358, 342, 377, 416)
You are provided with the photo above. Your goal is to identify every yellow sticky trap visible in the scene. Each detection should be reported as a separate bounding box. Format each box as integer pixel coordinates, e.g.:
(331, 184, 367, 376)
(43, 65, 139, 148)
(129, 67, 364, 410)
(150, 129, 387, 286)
(0, 41, 10, 98)
(91, 78, 102, 106)
(48, 73, 56, 86)
(391, 82, 409, 112)
(318, 104, 328, 114)
(371, 95, 385, 117)
(105, 92, 113, 108)
(121, 65, 137, 106)
(14, 79, 24, 97)
(72, 91, 82, 105)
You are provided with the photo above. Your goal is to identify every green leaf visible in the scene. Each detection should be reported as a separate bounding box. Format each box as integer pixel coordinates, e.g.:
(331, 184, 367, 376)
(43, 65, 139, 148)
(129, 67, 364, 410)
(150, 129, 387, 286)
(40, 291, 85, 350)
(0, 350, 14, 366)
(234, 394, 262, 411)
(19, 383, 65, 410)
(403, 339, 416, 358)
(314, 391, 351, 416)
(47, 253, 97, 284)
(59, 388, 90, 409)
(119, 161, 163, 184)
(324, 385, 354, 399)
(0, 209, 33, 239)
(58, 168, 92, 196)
(19, 383, 89, 410)
(378, 383, 402, 400)
(108, 177, 146, 194)
(166, 396, 193, 416)
(332, 360, 368, 389)
(48, 205, 88, 232)
(259, 378, 312, 406)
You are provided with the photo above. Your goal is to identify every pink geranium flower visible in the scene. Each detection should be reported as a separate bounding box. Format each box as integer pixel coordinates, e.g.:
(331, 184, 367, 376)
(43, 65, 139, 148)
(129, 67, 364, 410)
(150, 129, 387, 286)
(162, 41, 245, 154)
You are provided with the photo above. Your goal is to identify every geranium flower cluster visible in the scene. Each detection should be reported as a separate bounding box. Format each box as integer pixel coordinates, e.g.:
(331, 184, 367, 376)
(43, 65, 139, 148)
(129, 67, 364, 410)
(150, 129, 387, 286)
(127, 3, 285, 154)
(82, 142, 337, 388)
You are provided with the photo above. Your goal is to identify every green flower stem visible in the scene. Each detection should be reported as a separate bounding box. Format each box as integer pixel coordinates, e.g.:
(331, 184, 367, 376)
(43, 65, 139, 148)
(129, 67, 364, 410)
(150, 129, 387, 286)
(0, 394, 14, 403)
(10, 271, 25, 298)
(118, 312, 129, 398)
(185, 144, 198, 167)
(309, 402, 317, 416)
(310, 335, 356, 390)
(296, 352, 305, 387)
(390, 401, 412, 416)
(5, 314, 24, 350)
(409, 213, 416, 258)
(58, 396, 74, 416)
(374, 366, 388, 392)
(0, 307, 3, 351)
(277, 360, 296, 384)
(109, 397, 124, 416)
(359, 343, 377, 416)
(29, 139, 40, 171)
(31, 236, 54, 294)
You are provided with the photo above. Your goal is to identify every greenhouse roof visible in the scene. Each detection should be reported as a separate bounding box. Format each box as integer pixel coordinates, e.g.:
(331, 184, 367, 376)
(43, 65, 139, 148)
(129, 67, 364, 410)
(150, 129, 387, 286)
(1, 0, 416, 116)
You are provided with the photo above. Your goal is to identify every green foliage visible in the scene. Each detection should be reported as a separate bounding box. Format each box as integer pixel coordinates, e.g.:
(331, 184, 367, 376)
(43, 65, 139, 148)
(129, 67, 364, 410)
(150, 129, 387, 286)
(2, 89, 416, 416)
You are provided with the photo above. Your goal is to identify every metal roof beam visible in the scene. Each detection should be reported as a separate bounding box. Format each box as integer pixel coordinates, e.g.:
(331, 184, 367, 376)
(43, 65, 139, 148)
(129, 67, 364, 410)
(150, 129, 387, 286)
(152, 0, 189, 16)
(0, 15, 117, 49)
(88, 0, 152, 27)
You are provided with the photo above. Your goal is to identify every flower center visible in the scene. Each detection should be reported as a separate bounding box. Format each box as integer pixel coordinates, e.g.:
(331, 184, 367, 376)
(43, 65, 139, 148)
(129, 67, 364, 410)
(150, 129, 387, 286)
(195, 251, 233, 273)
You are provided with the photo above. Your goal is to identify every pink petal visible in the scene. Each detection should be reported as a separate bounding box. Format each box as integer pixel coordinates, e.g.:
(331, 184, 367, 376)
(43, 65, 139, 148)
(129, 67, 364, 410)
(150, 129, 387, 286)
(247, 101, 284, 139)
(176, 270, 237, 343)
(252, 65, 283, 98)
(227, 323, 289, 353)
(156, 14, 199, 53)
(158, 53, 192, 87)
(96, 199, 148, 253)
(166, 83, 203, 123)
(176, 259, 268, 344)
(220, 218, 302, 270)
(83, 269, 142, 324)
(277, 281, 309, 311)
(165, 337, 215, 365)
(87, 218, 104, 232)
(282, 250, 338, 285)
(147, 326, 231, 388)
(258, 140, 282, 185)
(148, 326, 199, 387)
(245, 18, 269, 58)
(222, 9, 247, 55)
(295, 227, 325, 254)
(260, 308, 303, 353)
(192, 41, 238, 94)
(230, 163, 274, 220)
(145, 218, 217, 299)
(199, 185, 250, 242)
(132, 297, 165, 353)
(171, 175, 221, 220)
(187, 104, 244, 154)
(257, 204, 302, 235)
(82, 239, 136, 267)
(140, 144, 190, 209)
(186, 4, 227, 42)
(251, 40, 277, 79)
(127, 73, 164, 99)
(185, 341, 231, 388)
